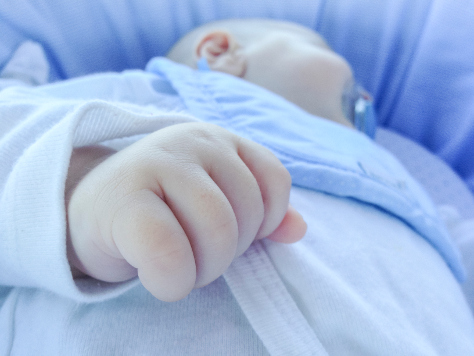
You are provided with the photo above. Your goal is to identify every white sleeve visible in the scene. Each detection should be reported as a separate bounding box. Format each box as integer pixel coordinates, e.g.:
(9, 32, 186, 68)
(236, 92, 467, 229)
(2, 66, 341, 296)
(0, 82, 196, 303)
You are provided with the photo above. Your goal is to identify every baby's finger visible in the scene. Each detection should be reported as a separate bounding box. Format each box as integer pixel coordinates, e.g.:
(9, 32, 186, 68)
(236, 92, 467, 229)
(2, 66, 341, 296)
(111, 189, 196, 302)
(265, 204, 307, 243)
(158, 164, 240, 288)
(201, 151, 265, 257)
(236, 138, 293, 239)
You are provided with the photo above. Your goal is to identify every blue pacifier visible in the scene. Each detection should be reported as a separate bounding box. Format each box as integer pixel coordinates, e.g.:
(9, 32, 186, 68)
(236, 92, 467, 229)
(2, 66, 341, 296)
(343, 84, 377, 138)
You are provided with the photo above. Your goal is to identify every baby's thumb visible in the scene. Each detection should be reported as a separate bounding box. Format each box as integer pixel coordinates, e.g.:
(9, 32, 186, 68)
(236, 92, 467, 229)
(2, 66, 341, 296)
(265, 204, 307, 243)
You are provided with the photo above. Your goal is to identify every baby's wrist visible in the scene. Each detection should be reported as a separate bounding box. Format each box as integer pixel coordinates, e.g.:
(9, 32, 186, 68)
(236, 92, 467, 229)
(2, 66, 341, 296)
(65, 145, 116, 204)
(65, 145, 116, 279)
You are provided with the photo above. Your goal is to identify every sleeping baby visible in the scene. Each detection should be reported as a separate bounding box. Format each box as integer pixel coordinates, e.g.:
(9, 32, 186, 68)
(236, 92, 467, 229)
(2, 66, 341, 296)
(66, 18, 379, 301)
(1, 18, 472, 355)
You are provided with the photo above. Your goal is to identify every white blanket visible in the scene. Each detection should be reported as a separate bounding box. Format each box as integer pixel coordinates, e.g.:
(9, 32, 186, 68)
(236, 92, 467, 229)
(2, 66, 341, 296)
(1, 68, 474, 354)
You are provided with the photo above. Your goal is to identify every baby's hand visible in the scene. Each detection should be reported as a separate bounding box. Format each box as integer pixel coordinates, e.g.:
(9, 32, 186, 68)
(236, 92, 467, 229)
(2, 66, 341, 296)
(67, 123, 306, 301)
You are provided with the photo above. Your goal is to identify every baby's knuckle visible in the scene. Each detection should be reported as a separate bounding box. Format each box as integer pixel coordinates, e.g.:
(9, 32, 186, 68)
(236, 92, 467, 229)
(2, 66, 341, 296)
(201, 198, 238, 245)
(186, 123, 231, 148)
(211, 216, 239, 246)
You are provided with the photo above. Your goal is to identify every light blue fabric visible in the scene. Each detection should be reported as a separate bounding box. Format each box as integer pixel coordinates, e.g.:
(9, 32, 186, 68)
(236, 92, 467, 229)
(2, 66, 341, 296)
(2, 0, 473, 195)
(146, 57, 465, 281)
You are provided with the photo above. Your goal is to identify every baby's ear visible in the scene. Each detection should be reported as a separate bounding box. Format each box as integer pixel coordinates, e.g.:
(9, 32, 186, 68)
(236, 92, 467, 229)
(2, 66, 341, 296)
(195, 31, 246, 77)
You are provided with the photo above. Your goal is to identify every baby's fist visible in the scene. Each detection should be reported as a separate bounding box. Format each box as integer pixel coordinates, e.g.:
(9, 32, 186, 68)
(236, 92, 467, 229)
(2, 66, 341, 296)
(67, 123, 306, 301)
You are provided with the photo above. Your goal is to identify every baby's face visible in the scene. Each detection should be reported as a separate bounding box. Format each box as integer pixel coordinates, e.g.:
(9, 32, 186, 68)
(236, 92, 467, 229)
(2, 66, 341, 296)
(170, 20, 356, 127)
(241, 25, 354, 127)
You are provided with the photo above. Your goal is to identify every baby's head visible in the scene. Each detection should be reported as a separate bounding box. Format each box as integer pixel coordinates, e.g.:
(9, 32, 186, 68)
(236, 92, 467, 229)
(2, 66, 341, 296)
(168, 19, 356, 128)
